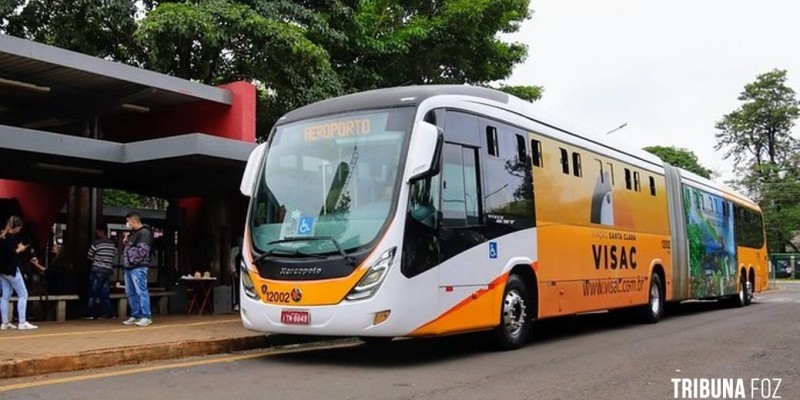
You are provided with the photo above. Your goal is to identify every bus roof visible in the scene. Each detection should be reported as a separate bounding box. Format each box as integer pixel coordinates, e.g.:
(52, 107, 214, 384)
(277, 85, 509, 125)
(278, 85, 663, 166)
(278, 85, 759, 210)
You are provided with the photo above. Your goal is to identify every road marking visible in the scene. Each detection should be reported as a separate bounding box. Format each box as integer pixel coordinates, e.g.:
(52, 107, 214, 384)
(0, 341, 359, 393)
(0, 318, 241, 341)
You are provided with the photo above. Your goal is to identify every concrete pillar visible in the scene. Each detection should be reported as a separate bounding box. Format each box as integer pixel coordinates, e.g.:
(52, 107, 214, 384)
(65, 186, 92, 303)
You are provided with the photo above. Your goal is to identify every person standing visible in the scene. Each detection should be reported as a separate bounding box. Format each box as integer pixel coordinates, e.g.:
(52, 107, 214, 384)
(122, 212, 154, 327)
(0, 216, 38, 330)
(86, 225, 117, 319)
(229, 237, 243, 311)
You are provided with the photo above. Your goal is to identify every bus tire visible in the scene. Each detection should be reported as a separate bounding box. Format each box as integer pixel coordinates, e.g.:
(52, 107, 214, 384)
(492, 274, 532, 350)
(732, 275, 751, 307)
(744, 275, 753, 306)
(640, 273, 664, 324)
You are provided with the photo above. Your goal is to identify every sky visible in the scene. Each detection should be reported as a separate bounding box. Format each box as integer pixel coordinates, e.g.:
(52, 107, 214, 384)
(503, 0, 800, 180)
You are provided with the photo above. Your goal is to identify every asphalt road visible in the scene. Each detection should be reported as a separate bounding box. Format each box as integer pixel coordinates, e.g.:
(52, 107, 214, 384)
(3, 284, 800, 400)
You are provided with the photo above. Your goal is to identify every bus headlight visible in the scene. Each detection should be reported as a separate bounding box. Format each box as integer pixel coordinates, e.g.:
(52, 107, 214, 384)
(346, 248, 396, 301)
(241, 260, 260, 300)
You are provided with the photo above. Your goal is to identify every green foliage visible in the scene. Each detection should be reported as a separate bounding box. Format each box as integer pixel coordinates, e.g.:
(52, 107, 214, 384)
(1, 0, 540, 140)
(715, 69, 800, 168)
(738, 160, 800, 253)
(715, 70, 800, 252)
(250, 0, 539, 137)
(103, 189, 140, 209)
(2, 0, 141, 62)
(104, 189, 168, 210)
(497, 85, 543, 103)
(643, 145, 713, 179)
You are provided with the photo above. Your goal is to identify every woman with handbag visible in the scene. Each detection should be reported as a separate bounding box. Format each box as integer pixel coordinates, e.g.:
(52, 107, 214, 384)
(0, 216, 38, 330)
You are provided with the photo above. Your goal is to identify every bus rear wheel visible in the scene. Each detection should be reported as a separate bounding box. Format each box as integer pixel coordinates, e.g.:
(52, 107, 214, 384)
(732, 275, 751, 307)
(492, 274, 532, 350)
(640, 273, 664, 324)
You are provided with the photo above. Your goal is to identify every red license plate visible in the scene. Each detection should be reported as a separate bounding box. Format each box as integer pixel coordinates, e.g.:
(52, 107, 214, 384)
(280, 310, 310, 325)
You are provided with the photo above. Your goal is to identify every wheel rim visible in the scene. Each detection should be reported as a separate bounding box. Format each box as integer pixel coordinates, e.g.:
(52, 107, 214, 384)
(739, 282, 745, 303)
(503, 290, 527, 336)
(650, 282, 660, 315)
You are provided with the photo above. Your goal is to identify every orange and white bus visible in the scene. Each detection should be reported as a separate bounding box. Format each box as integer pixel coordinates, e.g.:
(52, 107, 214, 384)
(238, 85, 768, 349)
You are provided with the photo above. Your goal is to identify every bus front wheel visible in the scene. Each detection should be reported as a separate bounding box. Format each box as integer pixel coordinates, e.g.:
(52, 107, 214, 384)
(492, 274, 532, 350)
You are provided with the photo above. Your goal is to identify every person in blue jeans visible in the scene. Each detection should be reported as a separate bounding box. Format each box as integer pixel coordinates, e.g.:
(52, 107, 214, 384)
(0, 216, 39, 330)
(85, 226, 117, 319)
(122, 212, 154, 327)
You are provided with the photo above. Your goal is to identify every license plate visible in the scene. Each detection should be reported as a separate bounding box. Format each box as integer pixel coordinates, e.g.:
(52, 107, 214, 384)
(280, 310, 310, 325)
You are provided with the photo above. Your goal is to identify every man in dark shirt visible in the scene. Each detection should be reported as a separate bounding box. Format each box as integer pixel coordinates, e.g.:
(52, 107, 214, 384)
(86, 225, 117, 319)
(121, 212, 154, 327)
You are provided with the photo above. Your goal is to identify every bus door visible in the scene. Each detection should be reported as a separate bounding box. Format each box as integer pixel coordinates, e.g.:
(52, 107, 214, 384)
(437, 111, 535, 287)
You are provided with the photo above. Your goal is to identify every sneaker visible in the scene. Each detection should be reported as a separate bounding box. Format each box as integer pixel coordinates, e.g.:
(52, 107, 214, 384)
(17, 322, 38, 330)
(83, 316, 96, 320)
(122, 317, 139, 326)
(135, 318, 153, 327)
(0, 323, 16, 330)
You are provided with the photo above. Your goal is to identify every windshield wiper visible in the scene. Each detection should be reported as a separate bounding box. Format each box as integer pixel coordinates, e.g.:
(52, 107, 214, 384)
(253, 247, 303, 264)
(257, 236, 356, 266)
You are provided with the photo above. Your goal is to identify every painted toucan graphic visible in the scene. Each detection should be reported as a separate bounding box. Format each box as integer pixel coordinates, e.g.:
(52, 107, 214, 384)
(591, 171, 615, 225)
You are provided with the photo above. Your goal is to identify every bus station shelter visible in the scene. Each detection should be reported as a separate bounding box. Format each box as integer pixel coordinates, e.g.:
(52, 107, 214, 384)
(0, 34, 257, 316)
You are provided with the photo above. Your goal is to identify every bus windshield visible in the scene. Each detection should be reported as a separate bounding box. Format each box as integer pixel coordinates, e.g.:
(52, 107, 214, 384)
(250, 108, 414, 256)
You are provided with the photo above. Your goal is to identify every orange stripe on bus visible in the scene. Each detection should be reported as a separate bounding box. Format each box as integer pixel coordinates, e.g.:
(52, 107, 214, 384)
(411, 272, 509, 335)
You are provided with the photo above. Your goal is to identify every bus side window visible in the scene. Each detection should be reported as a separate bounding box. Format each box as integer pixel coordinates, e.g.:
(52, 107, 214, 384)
(606, 162, 615, 185)
(486, 126, 499, 157)
(441, 143, 481, 227)
(624, 168, 632, 190)
(531, 139, 543, 167)
(515, 134, 527, 166)
(596, 159, 604, 182)
(649, 176, 656, 196)
(408, 175, 440, 230)
(633, 171, 641, 192)
(572, 152, 582, 177)
(560, 148, 569, 175)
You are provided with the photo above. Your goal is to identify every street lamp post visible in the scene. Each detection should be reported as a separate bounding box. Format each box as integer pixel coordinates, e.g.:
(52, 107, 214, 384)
(605, 123, 628, 135)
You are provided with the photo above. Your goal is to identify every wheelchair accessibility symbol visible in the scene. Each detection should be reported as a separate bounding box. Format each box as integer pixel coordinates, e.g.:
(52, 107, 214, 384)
(297, 217, 315, 235)
(489, 242, 498, 259)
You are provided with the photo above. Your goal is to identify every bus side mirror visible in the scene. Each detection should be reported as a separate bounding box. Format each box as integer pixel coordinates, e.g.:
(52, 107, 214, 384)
(406, 121, 443, 183)
(240, 143, 268, 197)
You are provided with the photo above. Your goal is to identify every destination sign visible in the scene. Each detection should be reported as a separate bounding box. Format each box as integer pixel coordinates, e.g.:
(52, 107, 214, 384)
(304, 119, 372, 142)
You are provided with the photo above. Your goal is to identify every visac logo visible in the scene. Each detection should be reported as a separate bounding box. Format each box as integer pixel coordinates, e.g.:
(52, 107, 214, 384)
(291, 288, 303, 302)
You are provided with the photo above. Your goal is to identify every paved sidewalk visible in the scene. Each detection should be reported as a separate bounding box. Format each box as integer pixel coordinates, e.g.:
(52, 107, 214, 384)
(0, 315, 268, 379)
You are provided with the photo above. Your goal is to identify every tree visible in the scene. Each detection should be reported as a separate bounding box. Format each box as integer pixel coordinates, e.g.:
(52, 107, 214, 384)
(643, 146, 713, 179)
(498, 85, 543, 103)
(739, 158, 800, 253)
(715, 69, 799, 170)
(2, 0, 541, 139)
(104, 189, 168, 210)
(248, 0, 541, 135)
(2, 0, 142, 62)
(715, 69, 800, 252)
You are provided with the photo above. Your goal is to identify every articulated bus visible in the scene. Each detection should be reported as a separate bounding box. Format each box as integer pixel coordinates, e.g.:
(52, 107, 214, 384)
(238, 85, 768, 349)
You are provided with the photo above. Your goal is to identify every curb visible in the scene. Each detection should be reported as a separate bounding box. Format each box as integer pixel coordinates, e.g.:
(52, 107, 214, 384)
(0, 335, 271, 379)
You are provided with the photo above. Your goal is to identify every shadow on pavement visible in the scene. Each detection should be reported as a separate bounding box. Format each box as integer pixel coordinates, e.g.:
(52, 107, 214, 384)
(260, 298, 747, 368)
